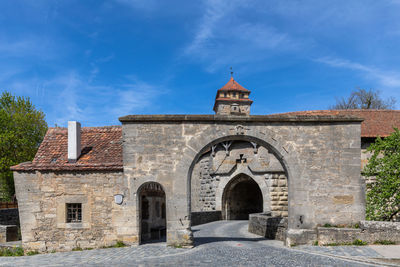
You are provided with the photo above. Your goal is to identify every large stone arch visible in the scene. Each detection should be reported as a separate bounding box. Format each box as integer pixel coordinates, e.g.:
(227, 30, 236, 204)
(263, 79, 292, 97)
(177, 127, 303, 230)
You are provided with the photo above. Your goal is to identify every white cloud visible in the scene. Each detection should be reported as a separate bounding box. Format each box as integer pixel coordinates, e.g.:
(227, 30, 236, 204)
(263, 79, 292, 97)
(183, 0, 306, 72)
(2, 72, 166, 127)
(0, 36, 59, 60)
(109, 76, 167, 117)
(316, 57, 400, 88)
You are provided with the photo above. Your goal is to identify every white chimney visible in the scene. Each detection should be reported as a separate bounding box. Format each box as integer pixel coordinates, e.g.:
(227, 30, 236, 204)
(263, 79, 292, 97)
(68, 121, 81, 163)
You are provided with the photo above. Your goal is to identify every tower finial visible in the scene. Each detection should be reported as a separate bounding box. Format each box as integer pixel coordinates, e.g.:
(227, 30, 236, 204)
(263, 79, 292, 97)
(230, 67, 234, 78)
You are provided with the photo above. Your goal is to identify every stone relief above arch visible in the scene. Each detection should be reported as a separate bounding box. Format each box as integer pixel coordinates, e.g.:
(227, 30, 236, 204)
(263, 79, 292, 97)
(190, 139, 288, 218)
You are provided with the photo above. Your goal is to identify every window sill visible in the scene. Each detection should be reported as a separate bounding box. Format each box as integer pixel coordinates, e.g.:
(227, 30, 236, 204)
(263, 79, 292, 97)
(57, 222, 90, 229)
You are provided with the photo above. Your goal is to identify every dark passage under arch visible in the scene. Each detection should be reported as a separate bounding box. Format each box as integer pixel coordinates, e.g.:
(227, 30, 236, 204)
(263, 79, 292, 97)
(223, 175, 263, 220)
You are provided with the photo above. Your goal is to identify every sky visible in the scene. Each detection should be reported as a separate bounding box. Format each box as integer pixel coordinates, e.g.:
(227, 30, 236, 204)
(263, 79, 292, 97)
(1, 0, 400, 127)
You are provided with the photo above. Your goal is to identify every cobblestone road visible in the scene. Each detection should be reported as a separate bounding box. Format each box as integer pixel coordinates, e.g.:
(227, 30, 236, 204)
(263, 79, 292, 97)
(0, 221, 386, 266)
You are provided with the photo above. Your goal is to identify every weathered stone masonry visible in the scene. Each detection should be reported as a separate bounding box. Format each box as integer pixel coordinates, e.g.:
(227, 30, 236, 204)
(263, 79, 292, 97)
(13, 171, 128, 252)
(120, 114, 365, 247)
(12, 114, 365, 251)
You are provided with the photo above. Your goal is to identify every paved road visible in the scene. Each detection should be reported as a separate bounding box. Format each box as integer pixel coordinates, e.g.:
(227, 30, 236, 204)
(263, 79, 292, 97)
(0, 221, 385, 266)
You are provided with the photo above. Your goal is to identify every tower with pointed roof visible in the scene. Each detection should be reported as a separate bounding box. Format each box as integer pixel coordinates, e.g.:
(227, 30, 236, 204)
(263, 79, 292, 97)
(213, 77, 253, 116)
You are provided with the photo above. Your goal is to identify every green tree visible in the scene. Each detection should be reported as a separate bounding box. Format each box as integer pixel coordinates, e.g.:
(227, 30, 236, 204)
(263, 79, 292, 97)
(331, 88, 396, 109)
(0, 91, 47, 201)
(363, 128, 400, 221)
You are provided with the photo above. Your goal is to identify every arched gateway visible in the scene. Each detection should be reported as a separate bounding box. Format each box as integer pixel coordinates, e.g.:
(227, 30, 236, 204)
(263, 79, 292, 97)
(138, 182, 166, 243)
(222, 174, 263, 220)
(190, 138, 288, 226)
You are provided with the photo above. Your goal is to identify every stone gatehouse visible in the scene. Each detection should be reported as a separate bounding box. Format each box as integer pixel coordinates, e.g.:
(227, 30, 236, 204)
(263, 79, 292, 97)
(12, 78, 366, 252)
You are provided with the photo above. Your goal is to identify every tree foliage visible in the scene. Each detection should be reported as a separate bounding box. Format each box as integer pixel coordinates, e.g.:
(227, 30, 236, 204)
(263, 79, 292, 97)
(331, 88, 396, 110)
(363, 128, 400, 221)
(0, 91, 47, 201)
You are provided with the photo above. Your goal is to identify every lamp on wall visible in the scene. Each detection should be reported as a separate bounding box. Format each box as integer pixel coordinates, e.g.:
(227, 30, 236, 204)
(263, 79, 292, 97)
(114, 194, 124, 205)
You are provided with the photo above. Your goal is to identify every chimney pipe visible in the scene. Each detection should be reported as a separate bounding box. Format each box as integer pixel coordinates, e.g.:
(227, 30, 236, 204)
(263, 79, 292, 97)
(68, 121, 81, 163)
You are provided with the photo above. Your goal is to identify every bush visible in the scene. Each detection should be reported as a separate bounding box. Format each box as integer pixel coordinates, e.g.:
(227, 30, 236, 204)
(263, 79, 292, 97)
(352, 239, 367, 246)
(0, 247, 24, 257)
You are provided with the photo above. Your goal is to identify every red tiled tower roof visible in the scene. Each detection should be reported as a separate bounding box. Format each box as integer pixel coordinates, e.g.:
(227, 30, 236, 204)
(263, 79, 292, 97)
(213, 77, 253, 113)
(218, 77, 250, 92)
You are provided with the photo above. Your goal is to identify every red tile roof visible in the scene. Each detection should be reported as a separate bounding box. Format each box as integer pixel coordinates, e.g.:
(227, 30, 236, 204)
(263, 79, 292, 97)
(275, 110, 400, 137)
(11, 126, 123, 171)
(218, 77, 250, 92)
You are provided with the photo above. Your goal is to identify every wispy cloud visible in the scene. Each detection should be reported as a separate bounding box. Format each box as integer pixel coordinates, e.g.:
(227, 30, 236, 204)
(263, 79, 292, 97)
(109, 76, 167, 118)
(2, 72, 167, 127)
(0, 36, 60, 60)
(184, 0, 306, 72)
(316, 57, 400, 88)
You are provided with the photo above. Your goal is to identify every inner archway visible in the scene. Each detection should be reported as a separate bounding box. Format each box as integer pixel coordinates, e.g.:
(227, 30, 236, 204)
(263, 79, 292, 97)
(222, 174, 263, 220)
(138, 182, 166, 243)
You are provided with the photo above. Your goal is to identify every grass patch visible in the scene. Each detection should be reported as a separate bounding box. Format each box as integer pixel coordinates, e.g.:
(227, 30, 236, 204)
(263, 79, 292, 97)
(115, 241, 126, 248)
(313, 241, 319, 246)
(352, 239, 367, 246)
(72, 246, 83, 251)
(374, 240, 396, 245)
(84, 247, 93, 250)
(0, 247, 24, 257)
(321, 223, 361, 228)
(101, 240, 127, 249)
(173, 244, 183, 248)
(324, 239, 367, 246)
(26, 250, 39, 256)
(325, 243, 340, 246)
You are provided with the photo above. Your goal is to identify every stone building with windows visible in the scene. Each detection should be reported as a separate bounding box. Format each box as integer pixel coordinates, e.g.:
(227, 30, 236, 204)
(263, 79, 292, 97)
(11, 77, 399, 252)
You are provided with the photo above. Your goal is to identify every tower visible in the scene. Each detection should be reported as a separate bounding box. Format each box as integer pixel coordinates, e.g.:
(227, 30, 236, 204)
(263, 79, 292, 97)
(213, 77, 253, 116)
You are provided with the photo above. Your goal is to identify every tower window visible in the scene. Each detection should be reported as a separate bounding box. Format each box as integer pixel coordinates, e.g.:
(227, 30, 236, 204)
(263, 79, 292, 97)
(224, 92, 227, 97)
(233, 92, 236, 97)
(66, 203, 82, 223)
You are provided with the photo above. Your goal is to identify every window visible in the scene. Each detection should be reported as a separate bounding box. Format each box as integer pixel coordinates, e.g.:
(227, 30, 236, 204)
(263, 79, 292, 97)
(233, 92, 236, 97)
(66, 203, 82, 223)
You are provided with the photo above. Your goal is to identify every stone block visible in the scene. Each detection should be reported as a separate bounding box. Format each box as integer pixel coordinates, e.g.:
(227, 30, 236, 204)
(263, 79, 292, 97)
(317, 227, 362, 245)
(285, 229, 317, 246)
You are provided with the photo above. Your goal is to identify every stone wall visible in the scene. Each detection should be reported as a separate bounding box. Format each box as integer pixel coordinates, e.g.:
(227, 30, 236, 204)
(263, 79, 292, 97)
(14, 171, 129, 252)
(248, 213, 287, 241)
(121, 115, 364, 246)
(287, 220, 400, 246)
(0, 208, 19, 226)
(191, 211, 222, 226)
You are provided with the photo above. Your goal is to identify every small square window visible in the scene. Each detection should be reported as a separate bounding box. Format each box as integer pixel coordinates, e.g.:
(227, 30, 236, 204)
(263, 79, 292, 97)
(66, 203, 82, 223)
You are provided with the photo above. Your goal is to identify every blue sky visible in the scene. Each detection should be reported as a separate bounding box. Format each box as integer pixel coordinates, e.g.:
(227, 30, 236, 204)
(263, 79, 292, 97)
(1, 0, 400, 126)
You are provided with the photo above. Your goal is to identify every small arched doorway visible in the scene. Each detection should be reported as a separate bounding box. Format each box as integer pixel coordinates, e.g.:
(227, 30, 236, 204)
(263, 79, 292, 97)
(138, 182, 166, 243)
(222, 174, 263, 220)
